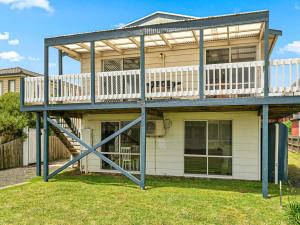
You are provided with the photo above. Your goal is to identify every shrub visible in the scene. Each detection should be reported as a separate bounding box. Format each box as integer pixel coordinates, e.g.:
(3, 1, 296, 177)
(0, 92, 35, 142)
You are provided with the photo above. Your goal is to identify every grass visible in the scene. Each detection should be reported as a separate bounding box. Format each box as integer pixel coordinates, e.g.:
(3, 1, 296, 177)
(0, 152, 299, 225)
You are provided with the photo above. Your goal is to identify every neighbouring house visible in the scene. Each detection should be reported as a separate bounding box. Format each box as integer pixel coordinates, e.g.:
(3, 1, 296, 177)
(0, 67, 40, 95)
(291, 113, 300, 136)
(20, 10, 300, 198)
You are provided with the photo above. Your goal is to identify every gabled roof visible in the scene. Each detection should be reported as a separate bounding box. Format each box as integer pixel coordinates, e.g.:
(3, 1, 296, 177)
(121, 11, 199, 28)
(0, 67, 41, 77)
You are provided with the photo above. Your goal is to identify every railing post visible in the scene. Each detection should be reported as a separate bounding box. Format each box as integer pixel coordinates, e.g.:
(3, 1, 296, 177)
(140, 35, 145, 101)
(199, 29, 204, 99)
(43, 111, 49, 182)
(140, 34, 147, 189)
(36, 112, 41, 176)
(264, 18, 269, 97)
(262, 104, 269, 198)
(44, 44, 49, 106)
(58, 49, 63, 97)
(90, 40, 95, 104)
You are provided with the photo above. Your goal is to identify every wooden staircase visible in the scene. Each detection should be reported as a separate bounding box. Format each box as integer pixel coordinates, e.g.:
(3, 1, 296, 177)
(49, 116, 81, 157)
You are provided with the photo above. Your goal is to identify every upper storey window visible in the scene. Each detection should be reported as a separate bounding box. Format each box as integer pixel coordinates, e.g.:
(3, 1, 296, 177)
(206, 46, 256, 64)
(102, 57, 140, 72)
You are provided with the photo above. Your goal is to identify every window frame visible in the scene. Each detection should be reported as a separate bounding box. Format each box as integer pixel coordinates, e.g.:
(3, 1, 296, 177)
(183, 120, 233, 177)
(8, 80, 16, 93)
(204, 43, 259, 65)
(99, 120, 141, 172)
(101, 57, 140, 72)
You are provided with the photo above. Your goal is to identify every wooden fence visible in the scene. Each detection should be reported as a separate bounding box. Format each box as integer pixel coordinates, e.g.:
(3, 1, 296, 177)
(0, 138, 23, 170)
(0, 135, 70, 170)
(288, 136, 300, 152)
(48, 136, 70, 161)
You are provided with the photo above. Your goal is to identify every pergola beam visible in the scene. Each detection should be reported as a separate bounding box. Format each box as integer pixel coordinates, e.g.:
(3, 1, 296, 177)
(192, 30, 199, 44)
(101, 40, 123, 54)
(128, 37, 140, 47)
(159, 34, 173, 49)
(77, 43, 102, 56)
(55, 45, 81, 60)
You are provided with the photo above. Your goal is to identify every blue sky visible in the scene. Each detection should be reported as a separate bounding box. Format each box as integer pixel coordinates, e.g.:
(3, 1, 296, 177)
(0, 0, 299, 75)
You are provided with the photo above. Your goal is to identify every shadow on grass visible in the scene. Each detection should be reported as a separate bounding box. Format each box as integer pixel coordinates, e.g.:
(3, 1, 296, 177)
(46, 169, 289, 197)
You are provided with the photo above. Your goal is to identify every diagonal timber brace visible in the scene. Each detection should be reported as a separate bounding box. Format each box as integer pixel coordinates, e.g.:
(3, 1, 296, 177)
(47, 116, 142, 186)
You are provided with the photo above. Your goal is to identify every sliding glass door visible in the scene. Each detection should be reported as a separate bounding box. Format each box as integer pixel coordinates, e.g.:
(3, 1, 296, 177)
(184, 120, 232, 176)
(100, 121, 140, 171)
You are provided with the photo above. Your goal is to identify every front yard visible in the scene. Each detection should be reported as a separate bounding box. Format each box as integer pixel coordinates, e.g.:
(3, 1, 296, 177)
(0, 152, 300, 225)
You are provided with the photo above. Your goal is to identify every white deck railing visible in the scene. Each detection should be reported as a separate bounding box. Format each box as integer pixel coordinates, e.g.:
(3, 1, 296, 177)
(269, 58, 300, 95)
(146, 66, 199, 98)
(95, 70, 140, 100)
(23, 58, 300, 104)
(204, 61, 264, 96)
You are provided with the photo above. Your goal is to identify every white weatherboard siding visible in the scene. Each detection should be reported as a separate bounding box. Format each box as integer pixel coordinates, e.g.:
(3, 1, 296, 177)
(81, 111, 261, 181)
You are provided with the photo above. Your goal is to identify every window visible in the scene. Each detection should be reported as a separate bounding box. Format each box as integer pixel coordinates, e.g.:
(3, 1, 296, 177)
(102, 57, 140, 72)
(184, 120, 232, 176)
(231, 46, 256, 62)
(206, 48, 229, 64)
(206, 46, 257, 64)
(8, 80, 16, 92)
(100, 121, 140, 171)
(0, 81, 3, 96)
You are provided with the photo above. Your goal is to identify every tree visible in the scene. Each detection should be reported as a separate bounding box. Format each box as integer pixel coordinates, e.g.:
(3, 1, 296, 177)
(0, 92, 35, 142)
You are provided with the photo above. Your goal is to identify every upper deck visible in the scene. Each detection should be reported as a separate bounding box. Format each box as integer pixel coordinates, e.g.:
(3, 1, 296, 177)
(20, 10, 300, 113)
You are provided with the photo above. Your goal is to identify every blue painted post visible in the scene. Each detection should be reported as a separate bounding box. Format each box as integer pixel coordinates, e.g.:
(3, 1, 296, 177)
(140, 35, 145, 101)
(90, 40, 95, 104)
(199, 29, 204, 99)
(36, 112, 41, 176)
(44, 45, 49, 106)
(140, 107, 147, 189)
(262, 104, 269, 198)
(140, 35, 147, 189)
(20, 77, 24, 110)
(43, 111, 49, 181)
(58, 49, 63, 97)
(264, 20, 269, 97)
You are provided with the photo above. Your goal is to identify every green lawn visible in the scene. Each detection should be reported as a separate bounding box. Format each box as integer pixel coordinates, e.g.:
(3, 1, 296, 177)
(0, 153, 300, 225)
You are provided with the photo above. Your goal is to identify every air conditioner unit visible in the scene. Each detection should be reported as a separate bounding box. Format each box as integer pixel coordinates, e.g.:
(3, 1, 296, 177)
(146, 120, 165, 137)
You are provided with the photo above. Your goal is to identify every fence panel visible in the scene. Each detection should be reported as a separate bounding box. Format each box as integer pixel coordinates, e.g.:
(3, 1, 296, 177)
(0, 138, 23, 170)
(288, 136, 300, 153)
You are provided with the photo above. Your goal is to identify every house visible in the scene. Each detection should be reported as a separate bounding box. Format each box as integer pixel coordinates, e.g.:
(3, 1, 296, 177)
(0, 67, 40, 95)
(20, 10, 300, 198)
(291, 113, 300, 136)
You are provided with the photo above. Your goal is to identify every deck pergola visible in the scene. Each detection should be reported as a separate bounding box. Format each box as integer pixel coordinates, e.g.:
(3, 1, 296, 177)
(20, 10, 292, 198)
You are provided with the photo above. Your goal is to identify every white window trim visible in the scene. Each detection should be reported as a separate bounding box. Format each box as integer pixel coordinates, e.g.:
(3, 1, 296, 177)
(204, 43, 259, 65)
(183, 120, 233, 176)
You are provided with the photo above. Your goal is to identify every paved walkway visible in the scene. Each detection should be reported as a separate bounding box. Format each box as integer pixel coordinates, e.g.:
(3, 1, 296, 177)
(0, 160, 71, 188)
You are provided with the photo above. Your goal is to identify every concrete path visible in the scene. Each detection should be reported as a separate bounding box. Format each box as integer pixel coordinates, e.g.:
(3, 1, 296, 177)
(0, 160, 71, 188)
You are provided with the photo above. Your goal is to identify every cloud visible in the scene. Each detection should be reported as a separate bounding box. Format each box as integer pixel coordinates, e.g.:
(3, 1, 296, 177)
(295, 2, 300, 10)
(8, 38, 19, 45)
(0, 0, 53, 12)
(28, 56, 40, 61)
(280, 41, 300, 54)
(0, 32, 9, 40)
(0, 51, 24, 61)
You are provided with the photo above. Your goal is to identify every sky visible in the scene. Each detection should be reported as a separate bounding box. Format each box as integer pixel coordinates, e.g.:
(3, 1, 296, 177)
(0, 0, 299, 75)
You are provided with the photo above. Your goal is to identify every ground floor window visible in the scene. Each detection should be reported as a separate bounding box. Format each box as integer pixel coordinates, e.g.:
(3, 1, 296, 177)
(184, 120, 232, 176)
(100, 121, 140, 171)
